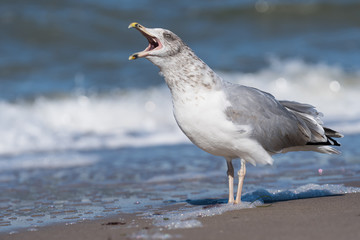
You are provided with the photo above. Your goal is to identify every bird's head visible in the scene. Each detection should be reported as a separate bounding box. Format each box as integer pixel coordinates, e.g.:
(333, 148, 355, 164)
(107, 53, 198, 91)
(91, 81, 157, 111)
(128, 22, 185, 66)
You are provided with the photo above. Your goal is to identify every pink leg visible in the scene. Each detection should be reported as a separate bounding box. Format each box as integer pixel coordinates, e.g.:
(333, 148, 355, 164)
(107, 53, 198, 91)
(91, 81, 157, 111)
(235, 159, 246, 204)
(226, 158, 234, 204)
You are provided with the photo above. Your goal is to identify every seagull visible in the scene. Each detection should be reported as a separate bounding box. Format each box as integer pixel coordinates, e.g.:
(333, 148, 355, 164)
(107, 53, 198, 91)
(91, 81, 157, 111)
(128, 22, 343, 204)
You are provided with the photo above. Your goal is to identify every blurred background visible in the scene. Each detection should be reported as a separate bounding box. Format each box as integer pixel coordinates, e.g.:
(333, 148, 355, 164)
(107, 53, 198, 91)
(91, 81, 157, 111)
(1, 0, 360, 233)
(1, 0, 360, 156)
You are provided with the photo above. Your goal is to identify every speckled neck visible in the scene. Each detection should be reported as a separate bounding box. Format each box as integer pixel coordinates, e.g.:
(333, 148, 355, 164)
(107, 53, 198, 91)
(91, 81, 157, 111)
(151, 47, 223, 98)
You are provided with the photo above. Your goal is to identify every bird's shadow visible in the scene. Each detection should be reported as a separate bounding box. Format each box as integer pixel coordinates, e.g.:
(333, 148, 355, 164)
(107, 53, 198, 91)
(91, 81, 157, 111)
(185, 188, 343, 206)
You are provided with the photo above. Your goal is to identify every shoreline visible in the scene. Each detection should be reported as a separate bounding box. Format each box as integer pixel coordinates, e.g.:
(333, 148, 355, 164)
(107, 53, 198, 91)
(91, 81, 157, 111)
(2, 191, 359, 240)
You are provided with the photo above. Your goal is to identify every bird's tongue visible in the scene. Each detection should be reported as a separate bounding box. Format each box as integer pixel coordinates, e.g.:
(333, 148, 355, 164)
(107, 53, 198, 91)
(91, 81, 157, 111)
(145, 37, 160, 51)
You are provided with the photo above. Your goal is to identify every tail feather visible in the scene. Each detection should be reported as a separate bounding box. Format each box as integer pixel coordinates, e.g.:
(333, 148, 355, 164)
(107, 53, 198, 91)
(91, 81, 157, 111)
(280, 100, 343, 148)
(324, 127, 344, 138)
(317, 146, 341, 154)
(306, 127, 343, 147)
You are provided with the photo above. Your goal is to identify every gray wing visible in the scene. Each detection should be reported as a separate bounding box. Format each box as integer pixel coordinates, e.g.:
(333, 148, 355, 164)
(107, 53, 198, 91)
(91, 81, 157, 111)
(223, 81, 311, 153)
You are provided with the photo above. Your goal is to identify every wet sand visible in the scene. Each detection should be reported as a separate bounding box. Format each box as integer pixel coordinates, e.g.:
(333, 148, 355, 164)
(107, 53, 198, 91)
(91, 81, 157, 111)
(2, 192, 359, 240)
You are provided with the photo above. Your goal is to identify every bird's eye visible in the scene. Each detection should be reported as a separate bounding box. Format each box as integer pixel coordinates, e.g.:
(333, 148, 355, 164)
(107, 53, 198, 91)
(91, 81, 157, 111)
(163, 33, 173, 40)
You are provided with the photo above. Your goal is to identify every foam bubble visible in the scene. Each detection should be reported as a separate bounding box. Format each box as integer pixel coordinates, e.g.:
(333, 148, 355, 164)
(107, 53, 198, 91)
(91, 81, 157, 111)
(147, 201, 259, 230)
(329, 80, 341, 92)
(131, 230, 178, 239)
(255, 0, 270, 13)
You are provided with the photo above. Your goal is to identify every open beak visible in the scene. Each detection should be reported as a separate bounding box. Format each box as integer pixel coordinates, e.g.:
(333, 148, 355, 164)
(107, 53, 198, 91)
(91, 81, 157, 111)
(128, 22, 162, 60)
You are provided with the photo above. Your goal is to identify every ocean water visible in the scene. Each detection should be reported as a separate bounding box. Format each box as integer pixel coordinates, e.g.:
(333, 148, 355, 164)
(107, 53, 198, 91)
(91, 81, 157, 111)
(1, 0, 360, 234)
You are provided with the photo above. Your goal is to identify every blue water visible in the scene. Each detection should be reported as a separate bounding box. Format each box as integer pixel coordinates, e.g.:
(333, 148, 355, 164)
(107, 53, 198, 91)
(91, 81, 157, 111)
(1, 0, 360, 234)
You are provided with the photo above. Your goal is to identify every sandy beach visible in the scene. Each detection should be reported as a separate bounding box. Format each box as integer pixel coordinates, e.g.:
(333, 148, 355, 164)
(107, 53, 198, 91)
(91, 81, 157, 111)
(2, 191, 359, 240)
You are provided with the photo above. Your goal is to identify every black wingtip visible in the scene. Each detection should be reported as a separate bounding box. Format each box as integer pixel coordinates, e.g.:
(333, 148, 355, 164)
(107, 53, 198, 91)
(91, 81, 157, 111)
(306, 135, 341, 146)
(328, 136, 341, 146)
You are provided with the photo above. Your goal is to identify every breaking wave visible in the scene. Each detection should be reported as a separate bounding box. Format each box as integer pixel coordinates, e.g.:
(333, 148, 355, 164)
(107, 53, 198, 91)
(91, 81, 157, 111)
(0, 59, 359, 156)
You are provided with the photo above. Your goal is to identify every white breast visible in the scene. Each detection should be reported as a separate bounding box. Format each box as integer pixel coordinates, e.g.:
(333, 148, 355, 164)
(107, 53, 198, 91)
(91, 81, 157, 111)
(172, 89, 245, 157)
(172, 88, 274, 166)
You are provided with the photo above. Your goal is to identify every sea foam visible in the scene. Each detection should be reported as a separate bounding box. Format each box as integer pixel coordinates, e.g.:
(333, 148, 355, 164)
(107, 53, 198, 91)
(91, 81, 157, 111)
(146, 184, 360, 230)
(0, 59, 359, 159)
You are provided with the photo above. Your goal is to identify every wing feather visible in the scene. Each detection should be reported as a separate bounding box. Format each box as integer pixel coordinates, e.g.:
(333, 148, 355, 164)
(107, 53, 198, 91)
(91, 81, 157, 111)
(223, 82, 311, 153)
